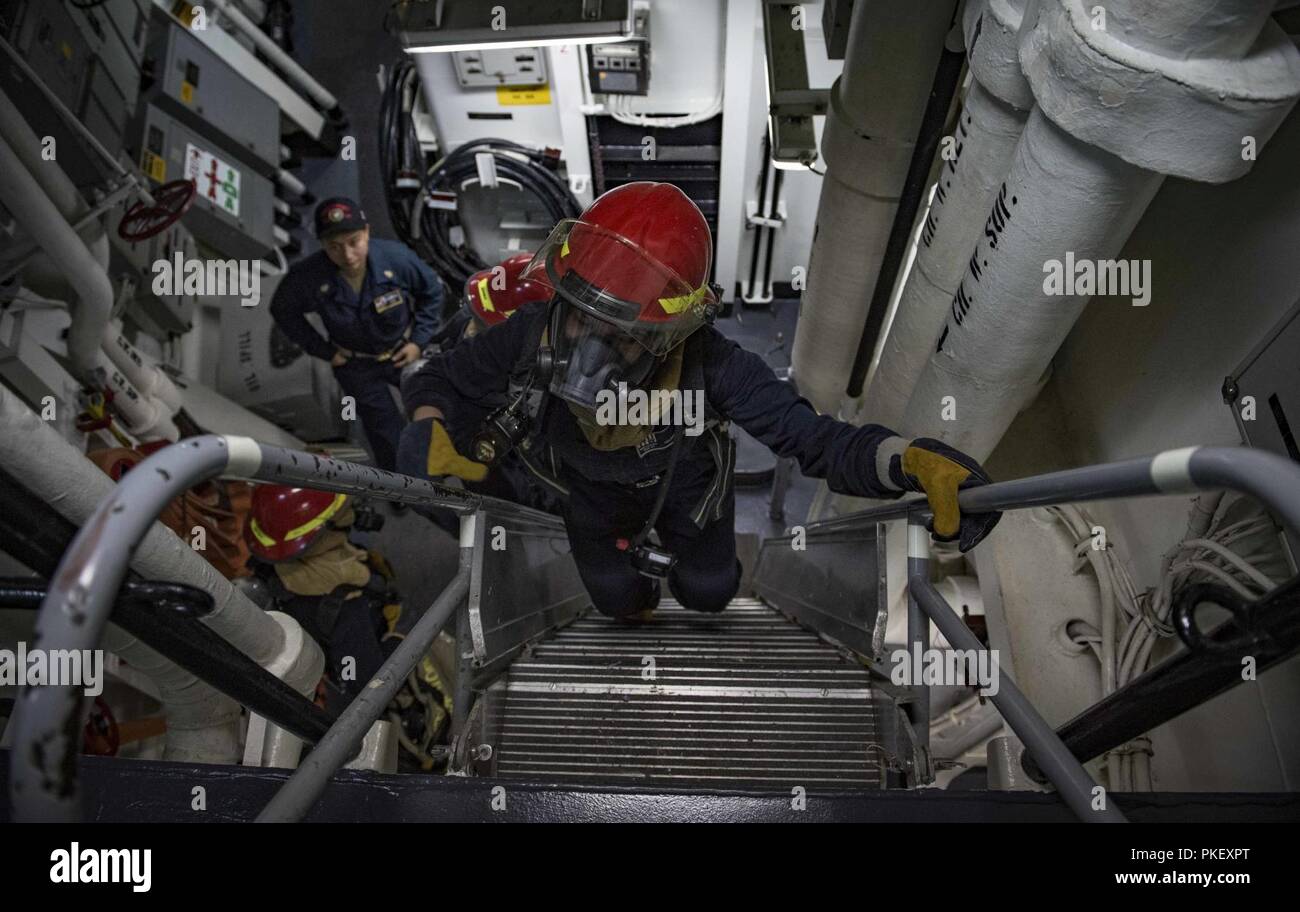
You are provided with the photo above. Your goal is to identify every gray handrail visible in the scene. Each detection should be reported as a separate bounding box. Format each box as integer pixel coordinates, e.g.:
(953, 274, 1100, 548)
(257, 535, 475, 822)
(807, 446, 1300, 535)
(907, 519, 1127, 822)
(7, 434, 536, 822)
(13, 437, 1296, 821)
(811, 443, 1300, 824)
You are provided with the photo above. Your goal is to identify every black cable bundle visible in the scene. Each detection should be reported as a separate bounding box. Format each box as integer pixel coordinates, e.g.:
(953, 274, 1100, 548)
(422, 137, 583, 290)
(378, 59, 429, 255)
(378, 61, 583, 293)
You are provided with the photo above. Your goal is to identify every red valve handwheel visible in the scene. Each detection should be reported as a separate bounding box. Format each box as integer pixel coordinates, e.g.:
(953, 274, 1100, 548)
(117, 178, 197, 242)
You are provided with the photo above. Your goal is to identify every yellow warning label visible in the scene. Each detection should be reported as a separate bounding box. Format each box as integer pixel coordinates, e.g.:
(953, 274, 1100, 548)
(180, 81, 194, 104)
(142, 151, 166, 183)
(496, 84, 551, 106)
(172, 1, 197, 27)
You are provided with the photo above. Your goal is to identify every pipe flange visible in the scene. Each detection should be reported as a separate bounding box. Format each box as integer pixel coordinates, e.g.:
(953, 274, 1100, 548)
(1019, 0, 1300, 183)
(821, 75, 917, 199)
(965, 0, 1035, 112)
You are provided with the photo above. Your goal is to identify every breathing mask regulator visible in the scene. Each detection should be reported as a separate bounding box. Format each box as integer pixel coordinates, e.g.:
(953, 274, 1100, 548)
(469, 298, 659, 460)
(471, 291, 717, 469)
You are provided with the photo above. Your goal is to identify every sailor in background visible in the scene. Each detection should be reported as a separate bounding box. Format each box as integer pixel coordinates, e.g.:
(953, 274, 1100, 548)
(270, 197, 443, 470)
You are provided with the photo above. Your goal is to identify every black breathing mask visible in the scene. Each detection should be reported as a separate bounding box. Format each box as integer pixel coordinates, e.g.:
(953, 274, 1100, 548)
(546, 300, 659, 411)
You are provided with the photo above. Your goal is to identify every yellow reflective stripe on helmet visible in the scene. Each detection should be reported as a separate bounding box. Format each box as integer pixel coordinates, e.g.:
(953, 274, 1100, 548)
(249, 517, 277, 548)
(659, 284, 708, 315)
(476, 276, 495, 312)
(561, 237, 570, 259)
(284, 493, 348, 542)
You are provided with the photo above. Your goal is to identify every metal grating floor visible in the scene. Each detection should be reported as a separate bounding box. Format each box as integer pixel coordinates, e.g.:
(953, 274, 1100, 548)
(491, 598, 894, 790)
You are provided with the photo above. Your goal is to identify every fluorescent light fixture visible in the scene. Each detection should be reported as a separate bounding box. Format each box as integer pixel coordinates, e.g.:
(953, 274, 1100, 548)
(399, 0, 633, 55)
(405, 34, 632, 54)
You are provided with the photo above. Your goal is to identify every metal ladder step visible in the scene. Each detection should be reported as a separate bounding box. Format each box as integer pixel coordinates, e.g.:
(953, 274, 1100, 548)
(491, 598, 896, 791)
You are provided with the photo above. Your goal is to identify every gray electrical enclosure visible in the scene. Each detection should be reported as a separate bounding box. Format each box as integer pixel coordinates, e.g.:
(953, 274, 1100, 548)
(133, 103, 277, 259)
(142, 9, 282, 173)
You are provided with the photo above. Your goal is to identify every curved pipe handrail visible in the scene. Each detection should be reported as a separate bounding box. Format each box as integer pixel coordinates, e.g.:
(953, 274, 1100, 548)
(12, 439, 1298, 820)
(8, 435, 494, 821)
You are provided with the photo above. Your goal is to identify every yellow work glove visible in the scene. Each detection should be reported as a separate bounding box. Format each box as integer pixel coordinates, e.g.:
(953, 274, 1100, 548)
(899, 437, 1001, 552)
(426, 418, 488, 482)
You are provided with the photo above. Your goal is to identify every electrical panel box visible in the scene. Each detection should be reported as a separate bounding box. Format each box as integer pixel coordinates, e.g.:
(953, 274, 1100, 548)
(1224, 296, 1300, 565)
(131, 103, 277, 259)
(65, 0, 147, 109)
(0, 0, 145, 187)
(587, 10, 649, 96)
(412, 50, 567, 154)
(141, 8, 282, 174)
(453, 47, 548, 87)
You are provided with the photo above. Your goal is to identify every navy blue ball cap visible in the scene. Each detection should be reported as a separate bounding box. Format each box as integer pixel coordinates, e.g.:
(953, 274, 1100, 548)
(314, 197, 368, 239)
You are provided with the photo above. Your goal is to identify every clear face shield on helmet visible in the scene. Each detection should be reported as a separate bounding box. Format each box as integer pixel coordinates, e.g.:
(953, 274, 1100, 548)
(520, 217, 719, 411)
(547, 300, 660, 410)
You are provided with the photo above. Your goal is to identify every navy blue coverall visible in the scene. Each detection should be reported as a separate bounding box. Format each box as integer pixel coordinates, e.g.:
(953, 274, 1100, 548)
(401, 302, 905, 618)
(270, 237, 443, 470)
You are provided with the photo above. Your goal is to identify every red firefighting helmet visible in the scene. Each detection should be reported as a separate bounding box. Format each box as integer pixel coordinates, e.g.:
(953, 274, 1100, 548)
(245, 484, 349, 562)
(520, 182, 717, 356)
(463, 252, 554, 327)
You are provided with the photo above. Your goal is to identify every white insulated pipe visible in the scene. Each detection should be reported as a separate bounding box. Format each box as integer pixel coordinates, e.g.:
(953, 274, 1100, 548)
(899, 106, 1163, 458)
(856, 0, 1033, 433)
(1100, 0, 1277, 61)
(898, 0, 1300, 461)
(0, 89, 110, 300)
(91, 348, 180, 442)
(207, 0, 340, 114)
(0, 386, 322, 685)
(0, 87, 183, 427)
(99, 625, 242, 764)
(0, 90, 107, 259)
(788, 0, 959, 416)
(0, 133, 112, 382)
(102, 326, 185, 415)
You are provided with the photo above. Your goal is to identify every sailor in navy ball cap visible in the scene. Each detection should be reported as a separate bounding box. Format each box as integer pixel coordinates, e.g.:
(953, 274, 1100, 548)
(270, 197, 443, 470)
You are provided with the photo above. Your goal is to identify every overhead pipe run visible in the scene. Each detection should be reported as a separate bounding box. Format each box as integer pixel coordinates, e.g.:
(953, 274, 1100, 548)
(788, 0, 960, 416)
(812, 0, 1034, 522)
(856, 0, 1034, 433)
(206, 0, 344, 123)
(898, 0, 1300, 461)
(843, 33, 968, 402)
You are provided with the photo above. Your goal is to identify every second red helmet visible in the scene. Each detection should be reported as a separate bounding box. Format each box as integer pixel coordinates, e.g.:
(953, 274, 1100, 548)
(463, 252, 554, 328)
(245, 484, 349, 563)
